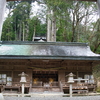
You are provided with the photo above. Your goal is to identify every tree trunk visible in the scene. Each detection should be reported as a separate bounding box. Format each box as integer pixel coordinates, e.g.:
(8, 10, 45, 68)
(72, 12, 76, 42)
(23, 22, 25, 41)
(25, 25, 29, 41)
(47, 10, 52, 42)
(51, 10, 56, 42)
(19, 22, 21, 41)
(32, 26, 36, 41)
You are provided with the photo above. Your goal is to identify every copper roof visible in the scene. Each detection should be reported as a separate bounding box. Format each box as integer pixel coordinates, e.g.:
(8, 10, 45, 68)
(0, 41, 99, 60)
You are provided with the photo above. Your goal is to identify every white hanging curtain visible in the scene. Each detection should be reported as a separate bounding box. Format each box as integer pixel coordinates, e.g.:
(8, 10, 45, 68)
(97, 0, 100, 18)
(0, 0, 6, 41)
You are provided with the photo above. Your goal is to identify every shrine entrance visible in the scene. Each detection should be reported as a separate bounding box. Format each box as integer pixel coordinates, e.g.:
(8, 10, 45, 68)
(33, 71, 58, 86)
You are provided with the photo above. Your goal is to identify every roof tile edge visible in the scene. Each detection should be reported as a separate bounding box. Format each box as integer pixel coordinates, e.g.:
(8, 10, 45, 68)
(1, 41, 88, 46)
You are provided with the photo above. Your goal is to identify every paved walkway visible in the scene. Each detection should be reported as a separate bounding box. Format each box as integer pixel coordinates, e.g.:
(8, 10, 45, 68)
(3, 92, 100, 100)
(4, 96, 100, 100)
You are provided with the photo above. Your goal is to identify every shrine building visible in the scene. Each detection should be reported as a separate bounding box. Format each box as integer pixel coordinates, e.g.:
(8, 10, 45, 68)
(0, 41, 100, 93)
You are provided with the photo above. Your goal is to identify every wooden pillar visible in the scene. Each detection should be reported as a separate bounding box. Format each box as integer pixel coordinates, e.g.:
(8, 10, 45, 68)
(58, 70, 65, 82)
(26, 70, 32, 82)
(11, 66, 14, 83)
(0, 0, 6, 41)
(26, 70, 32, 92)
(97, 0, 100, 18)
(76, 66, 79, 78)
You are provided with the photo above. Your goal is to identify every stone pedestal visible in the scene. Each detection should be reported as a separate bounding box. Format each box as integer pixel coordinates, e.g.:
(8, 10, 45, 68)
(69, 84, 73, 97)
(0, 0, 6, 40)
(22, 83, 25, 97)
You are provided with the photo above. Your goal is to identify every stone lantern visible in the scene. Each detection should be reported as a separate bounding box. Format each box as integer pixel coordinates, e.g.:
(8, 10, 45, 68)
(19, 72, 28, 83)
(66, 72, 75, 97)
(67, 72, 75, 83)
(19, 72, 28, 97)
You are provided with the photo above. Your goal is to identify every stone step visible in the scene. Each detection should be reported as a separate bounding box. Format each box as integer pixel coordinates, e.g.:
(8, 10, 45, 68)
(31, 87, 61, 93)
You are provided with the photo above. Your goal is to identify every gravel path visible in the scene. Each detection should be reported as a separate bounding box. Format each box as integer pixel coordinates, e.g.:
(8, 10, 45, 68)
(4, 96, 100, 100)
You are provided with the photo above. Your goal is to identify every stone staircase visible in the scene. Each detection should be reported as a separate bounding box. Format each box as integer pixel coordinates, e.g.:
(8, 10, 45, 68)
(31, 88, 44, 93)
(30, 87, 61, 93)
(51, 88, 61, 92)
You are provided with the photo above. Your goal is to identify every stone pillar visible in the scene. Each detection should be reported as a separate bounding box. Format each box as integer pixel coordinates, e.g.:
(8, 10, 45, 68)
(69, 84, 73, 97)
(0, 0, 6, 41)
(97, 0, 100, 18)
(21, 84, 25, 97)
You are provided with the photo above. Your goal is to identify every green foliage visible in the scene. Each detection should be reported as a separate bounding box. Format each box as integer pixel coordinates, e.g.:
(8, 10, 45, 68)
(89, 19, 100, 53)
(28, 16, 46, 41)
(2, 1, 47, 41)
(96, 87, 100, 92)
(2, 17, 15, 41)
(93, 65, 100, 78)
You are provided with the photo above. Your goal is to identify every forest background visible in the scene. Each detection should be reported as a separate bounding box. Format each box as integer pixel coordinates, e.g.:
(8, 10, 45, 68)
(2, 0, 100, 54)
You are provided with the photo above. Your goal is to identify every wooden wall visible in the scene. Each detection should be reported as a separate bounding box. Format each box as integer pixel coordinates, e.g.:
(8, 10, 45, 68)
(0, 59, 93, 83)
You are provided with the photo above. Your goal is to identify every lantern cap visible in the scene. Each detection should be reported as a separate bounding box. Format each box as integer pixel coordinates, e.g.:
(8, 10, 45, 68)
(66, 72, 76, 77)
(18, 72, 28, 77)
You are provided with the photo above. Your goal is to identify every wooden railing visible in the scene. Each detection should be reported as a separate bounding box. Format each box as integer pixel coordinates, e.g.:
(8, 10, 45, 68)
(1, 82, 31, 93)
(62, 82, 69, 87)
(32, 81, 43, 87)
(62, 81, 96, 93)
(49, 81, 59, 87)
(32, 81, 59, 88)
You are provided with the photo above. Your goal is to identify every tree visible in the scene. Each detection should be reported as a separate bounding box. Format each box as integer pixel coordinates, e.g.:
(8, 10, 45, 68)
(42, 0, 72, 42)
(2, 17, 15, 41)
(28, 16, 46, 41)
(42, 0, 98, 43)
(12, 2, 31, 41)
(6, 1, 15, 16)
(89, 19, 100, 54)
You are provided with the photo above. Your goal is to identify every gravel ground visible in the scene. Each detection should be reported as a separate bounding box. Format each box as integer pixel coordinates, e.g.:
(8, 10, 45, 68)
(4, 96, 100, 100)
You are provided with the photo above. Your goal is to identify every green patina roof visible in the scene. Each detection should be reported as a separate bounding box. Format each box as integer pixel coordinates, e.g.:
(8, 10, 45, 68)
(0, 41, 99, 60)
